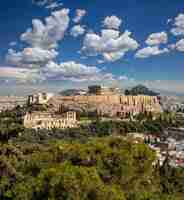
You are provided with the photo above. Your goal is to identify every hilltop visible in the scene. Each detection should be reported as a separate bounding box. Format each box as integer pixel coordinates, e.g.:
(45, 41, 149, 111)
(125, 85, 159, 96)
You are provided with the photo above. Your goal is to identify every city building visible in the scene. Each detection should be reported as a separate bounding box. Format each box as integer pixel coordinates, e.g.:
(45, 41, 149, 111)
(24, 111, 78, 130)
(88, 85, 120, 95)
(0, 96, 27, 112)
(27, 92, 54, 105)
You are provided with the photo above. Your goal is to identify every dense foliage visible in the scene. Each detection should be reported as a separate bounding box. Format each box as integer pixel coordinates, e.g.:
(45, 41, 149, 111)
(8, 111, 177, 145)
(0, 108, 184, 199)
(0, 137, 183, 200)
(125, 85, 159, 96)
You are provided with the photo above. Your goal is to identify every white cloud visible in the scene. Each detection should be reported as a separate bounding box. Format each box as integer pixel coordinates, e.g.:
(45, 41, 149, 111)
(118, 75, 129, 81)
(6, 48, 58, 67)
(135, 46, 169, 58)
(32, 0, 48, 6)
(9, 41, 17, 46)
(44, 61, 100, 79)
(168, 39, 184, 52)
(143, 80, 184, 94)
(103, 16, 122, 30)
(171, 13, 184, 36)
(6, 8, 119, 84)
(175, 39, 184, 52)
(46, 1, 63, 9)
(145, 32, 168, 46)
(43, 61, 116, 82)
(21, 8, 70, 49)
(0, 66, 43, 83)
(70, 25, 85, 37)
(103, 51, 125, 62)
(32, 0, 63, 9)
(82, 29, 139, 62)
(5, 8, 118, 83)
(4, 6, 140, 83)
(168, 44, 176, 50)
(5, 8, 71, 82)
(73, 9, 86, 23)
(167, 18, 172, 24)
(97, 59, 105, 64)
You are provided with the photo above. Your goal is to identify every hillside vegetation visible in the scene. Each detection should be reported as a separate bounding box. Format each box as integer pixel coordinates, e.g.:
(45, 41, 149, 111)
(1, 137, 184, 200)
(0, 108, 184, 200)
(125, 85, 159, 96)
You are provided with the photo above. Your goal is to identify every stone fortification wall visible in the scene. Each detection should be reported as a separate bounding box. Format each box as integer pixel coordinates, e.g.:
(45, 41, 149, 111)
(53, 95, 121, 104)
(120, 95, 158, 105)
(49, 94, 162, 117)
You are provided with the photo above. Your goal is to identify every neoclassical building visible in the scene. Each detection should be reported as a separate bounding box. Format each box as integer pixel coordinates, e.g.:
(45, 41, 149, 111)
(24, 111, 78, 130)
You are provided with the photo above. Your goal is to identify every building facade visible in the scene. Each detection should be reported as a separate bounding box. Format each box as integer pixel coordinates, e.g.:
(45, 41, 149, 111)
(88, 85, 120, 95)
(24, 111, 78, 130)
(27, 92, 54, 105)
(0, 96, 27, 112)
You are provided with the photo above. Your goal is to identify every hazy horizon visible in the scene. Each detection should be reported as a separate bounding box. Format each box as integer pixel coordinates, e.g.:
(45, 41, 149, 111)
(0, 83, 184, 97)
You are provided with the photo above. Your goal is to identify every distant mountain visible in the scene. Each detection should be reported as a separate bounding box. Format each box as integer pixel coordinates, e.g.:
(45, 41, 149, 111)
(59, 89, 87, 96)
(125, 85, 159, 96)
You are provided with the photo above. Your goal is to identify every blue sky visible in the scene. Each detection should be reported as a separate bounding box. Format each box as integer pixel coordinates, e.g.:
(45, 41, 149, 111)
(0, 0, 184, 95)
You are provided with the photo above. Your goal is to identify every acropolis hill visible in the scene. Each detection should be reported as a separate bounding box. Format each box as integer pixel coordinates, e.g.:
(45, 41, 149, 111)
(45, 85, 163, 118)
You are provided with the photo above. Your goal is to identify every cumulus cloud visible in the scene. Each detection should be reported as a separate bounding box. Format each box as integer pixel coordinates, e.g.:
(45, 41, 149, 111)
(46, 1, 63, 9)
(0, 66, 43, 83)
(82, 29, 139, 62)
(103, 51, 126, 62)
(43, 61, 116, 82)
(9, 41, 17, 46)
(143, 80, 184, 94)
(167, 18, 172, 24)
(6, 8, 120, 84)
(70, 25, 85, 37)
(103, 16, 122, 30)
(145, 32, 168, 46)
(175, 39, 184, 52)
(135, 46, 169, 58)
(118, 75, 129, 81)
(32, 0, 63, 9)
(73, 9, 86, 23)
(21, 8, 70, 49)
(43, 61, 99, 81)
(171, 13, 184, 36)
(32, 0, 48, 6)
(168, 44, 176, 50)
(6, 48, 58, 67)
(5, 8, 71, 82)
(6, 8, 114, 83)
(2, 7, 136, 84)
